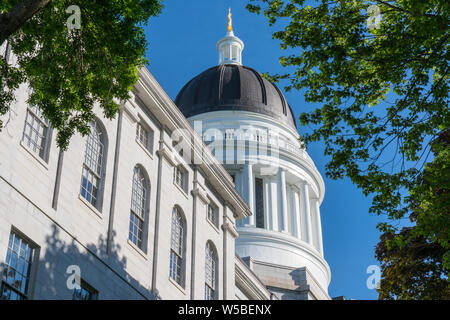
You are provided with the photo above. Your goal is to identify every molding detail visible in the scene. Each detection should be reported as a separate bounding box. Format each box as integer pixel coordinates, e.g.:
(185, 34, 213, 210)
(156, 147, 175, 166)
(222, 222, 239, 239)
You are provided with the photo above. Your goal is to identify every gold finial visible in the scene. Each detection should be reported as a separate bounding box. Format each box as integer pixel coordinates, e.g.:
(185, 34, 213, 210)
(227, 8, 233, 32)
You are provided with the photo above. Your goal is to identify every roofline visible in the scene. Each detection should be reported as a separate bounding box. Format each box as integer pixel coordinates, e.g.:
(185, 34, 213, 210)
(174, 64, 298, 130)
(134, 67, 252, 220)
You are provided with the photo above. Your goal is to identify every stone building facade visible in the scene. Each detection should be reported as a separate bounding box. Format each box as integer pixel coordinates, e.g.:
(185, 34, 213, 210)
(0, 17, 330, 300)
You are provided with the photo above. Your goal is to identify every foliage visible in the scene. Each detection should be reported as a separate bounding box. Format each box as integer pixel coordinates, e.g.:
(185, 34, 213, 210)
(246, 0, 449, 299)
(0, 0, 163, 149)
(376, 130, 449, 299)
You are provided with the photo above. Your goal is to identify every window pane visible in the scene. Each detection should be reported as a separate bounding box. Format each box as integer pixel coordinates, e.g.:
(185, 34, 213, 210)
(1, 233, 35, 300)
(170, 208, 184, 285)
(207, 204, 218, 226)
(72, 280, 98, 300)
(80, 120, 104, 208)
(205, 242, 216, 300)
(22, 107, 49, 160)
(129, 167, 147, 249)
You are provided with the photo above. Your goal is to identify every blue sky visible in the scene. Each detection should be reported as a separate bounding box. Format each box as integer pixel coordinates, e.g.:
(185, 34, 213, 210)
(144, 1, 383, 300)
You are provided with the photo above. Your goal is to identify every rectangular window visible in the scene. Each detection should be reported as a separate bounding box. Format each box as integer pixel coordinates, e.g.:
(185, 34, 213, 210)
(207, 203, 218, 227)
(81, 166, 100, 207)
(72, 279, 98, 300)
(174, 166, 187, 192)
(129, 212, 144, 248)
(170, 250, 182, 285)
(22, 106, 50, 161)
(1, 232, 37, 300)
(136, 122, 154, 154)
(255, 178, 265, 228)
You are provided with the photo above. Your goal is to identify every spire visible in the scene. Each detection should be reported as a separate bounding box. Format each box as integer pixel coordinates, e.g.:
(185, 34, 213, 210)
(227, 8, 233, 32)
(216, 8, 244, 65)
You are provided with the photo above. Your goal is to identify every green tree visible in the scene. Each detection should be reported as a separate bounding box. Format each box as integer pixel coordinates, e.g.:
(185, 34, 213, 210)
(376, 130, 450, 299)
(246, 0, 449, 299)
(1, 0, 163, 149)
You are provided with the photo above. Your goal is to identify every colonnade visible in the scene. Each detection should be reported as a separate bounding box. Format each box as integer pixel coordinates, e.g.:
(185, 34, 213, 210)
(235, 163, 323, 255)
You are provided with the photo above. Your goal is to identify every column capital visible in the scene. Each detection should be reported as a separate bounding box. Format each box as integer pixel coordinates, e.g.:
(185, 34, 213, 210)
(299, 179, 309, 186)
(222, 222, 239, 239)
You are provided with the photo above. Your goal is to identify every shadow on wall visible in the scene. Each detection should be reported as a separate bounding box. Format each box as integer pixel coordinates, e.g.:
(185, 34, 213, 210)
(34, 224, 160, 300)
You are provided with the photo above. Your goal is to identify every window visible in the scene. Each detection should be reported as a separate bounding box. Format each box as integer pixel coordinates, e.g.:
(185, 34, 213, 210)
(136, 122, 154, 154)
(255, 178, 265, 228)
(1, 232, 37, 300)
(21, 106, 51, 161)
(72, 279, 98, 300)
(80, 119, 106, 209)
(207, 202, 218, 228)
(129, 166, 148, 250)
(170, 207, 185, 286)
(205, 242, 217, 300)
(174, 165, 187, 192)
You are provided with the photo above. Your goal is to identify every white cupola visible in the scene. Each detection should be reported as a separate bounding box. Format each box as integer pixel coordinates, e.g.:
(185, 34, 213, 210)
(216, 8, 244, 65)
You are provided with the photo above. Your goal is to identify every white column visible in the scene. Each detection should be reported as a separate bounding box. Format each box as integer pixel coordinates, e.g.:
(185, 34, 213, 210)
(278, 168, 289, 233)
(243, 163, 255, 226)
(293, 189, 302, 239)
(270, 177, 279, 231)
(313, 198, 324, 256)
(301, 182, 313, 245)
(263, 178, 271, 230)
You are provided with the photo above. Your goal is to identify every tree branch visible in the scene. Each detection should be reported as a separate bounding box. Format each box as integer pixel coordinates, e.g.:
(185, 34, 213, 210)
(0, 0, 52, 45)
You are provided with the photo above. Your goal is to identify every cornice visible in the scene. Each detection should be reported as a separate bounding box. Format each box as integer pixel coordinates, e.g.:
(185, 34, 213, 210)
(134, 67, 251, 220)
(237, 226, 331, 284)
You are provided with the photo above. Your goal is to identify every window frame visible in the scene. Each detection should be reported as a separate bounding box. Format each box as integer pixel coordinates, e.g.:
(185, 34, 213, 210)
(205, 241, 217, 300)
(80, 119, 107, 211)
(72, 279, 98, 300)
(206, 200, 219, 228)
(1, 230, 39, 300)
(170, 206, 186, 287)
(21, 105, 52, 162)
(128, 166, 149, 251)
(136, 121, 154, 155)
(174, 165, 188, 193)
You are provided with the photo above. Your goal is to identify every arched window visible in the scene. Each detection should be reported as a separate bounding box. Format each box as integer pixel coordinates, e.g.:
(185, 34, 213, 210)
(205, 242, 217, 300)
(80, 119, 106, 209)
(170, 207, 185, 286)
(129, 166, 149, 250)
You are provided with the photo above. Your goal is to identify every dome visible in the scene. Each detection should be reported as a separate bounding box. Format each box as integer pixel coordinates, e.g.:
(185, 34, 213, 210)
(174, 64, 298, 130)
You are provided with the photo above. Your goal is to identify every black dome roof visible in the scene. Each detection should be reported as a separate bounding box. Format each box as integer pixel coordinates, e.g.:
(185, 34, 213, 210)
(174, 64, 297, 129)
